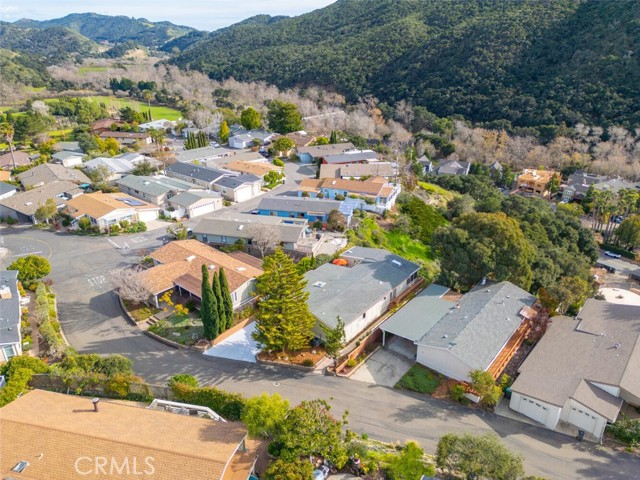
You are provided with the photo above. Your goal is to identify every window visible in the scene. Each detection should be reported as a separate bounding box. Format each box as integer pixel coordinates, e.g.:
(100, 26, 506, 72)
(2, 345, 15, 361)
(270, 211, 276, 216)
(232, 292, 238, 302)
(362, 312, 366, 319)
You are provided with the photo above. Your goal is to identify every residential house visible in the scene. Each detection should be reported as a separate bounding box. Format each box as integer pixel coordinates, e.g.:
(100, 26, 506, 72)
(165, 162, 232, 189)
(0, 181, 83, 223)
(320, 150, 378, 165)
(488, 160, 503, 175)
(166, 163, 262, 203)
(562, 171, 640, 202)
(65, 192, 159, 231)
(270, 131, 315, 154)
(435, 160, 470, 176)
(175, 145, 236, 164)
(182, 127, 203, 139)
(138, 119, 177, 132)
(411, 281, 538, 384)
(84, 154, 157, 183)
(228, 129, 275, 149)
(0, 171, 10, 182)
(116, 175, 195, 208)
(320, 162, 396, 180)
(255, 196, 347, 224)
(0, 389, 259, 480)
(0, 182, 17, 200)
(206, 151, 270, 169)
(99, 131, 151, 146)
(0, 150, 31, 170)
(224, 160, 283, 186)
(305, 247, 421, 343)
(51, 150, 84, 168)
(140, 240, 263, 309)
(417, 155, 432, 175)
(90, 118, 121, 134)
(516, 169, 557, 197)
(166, 191, 223, 219)
(298, 177, 401, 213)
(17, 163, 90, 189)
(297, 142, 355, 164)
(509, 299, 640, 441)
(53, 141, 83, 154)
(194, 213, 317, 255)
(214, 174, 262, 203)
(0, 270, 22, 362)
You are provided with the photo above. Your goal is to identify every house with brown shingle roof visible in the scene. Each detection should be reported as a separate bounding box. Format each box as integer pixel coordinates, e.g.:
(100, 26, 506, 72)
(298, 177, 401, 213)
(0, 181, 83, 224)
(65, 192, 159, 231)
(0, 150, 31, 170)
(0, 389, 259, 480)
(509, 299, 640, 441)
(17, 163, 90, 189)
(140, 240, 263, 308)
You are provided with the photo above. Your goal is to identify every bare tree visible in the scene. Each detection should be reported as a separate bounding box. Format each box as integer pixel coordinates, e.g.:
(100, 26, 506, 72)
(249, 224, 280, 258)
(112, 267, 151, 304)
(192, 109, 223, 136)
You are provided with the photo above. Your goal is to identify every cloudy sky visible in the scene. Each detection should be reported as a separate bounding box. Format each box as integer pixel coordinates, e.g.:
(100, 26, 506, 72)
(0, 1, 336, 31)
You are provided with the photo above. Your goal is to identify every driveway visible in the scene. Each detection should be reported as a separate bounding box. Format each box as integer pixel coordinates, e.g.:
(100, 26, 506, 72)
(2, 227, 639, 479)
(203, 322, 259, 363)
(350, 348, 413, 387)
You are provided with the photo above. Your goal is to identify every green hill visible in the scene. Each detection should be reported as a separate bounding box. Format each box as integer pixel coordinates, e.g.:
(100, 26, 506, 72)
(170, 0, 640, 129)
(13, 13, 197, 48)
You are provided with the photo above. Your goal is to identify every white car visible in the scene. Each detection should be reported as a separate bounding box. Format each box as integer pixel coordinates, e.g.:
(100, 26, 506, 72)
(604, 251, 622, 259)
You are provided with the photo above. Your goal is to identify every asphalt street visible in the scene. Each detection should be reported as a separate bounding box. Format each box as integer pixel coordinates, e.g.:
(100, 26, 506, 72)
(1, 204, 638, 478)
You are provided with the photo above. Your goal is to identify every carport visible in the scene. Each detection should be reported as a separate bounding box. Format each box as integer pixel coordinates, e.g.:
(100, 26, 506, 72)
(379, 284, 452, 353)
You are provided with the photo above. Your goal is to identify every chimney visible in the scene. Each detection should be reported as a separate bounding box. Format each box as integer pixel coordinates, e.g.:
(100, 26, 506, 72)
(92, 398, 100, 412)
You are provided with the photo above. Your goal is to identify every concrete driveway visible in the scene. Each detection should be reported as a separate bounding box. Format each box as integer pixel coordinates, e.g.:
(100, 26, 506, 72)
(203, 322, 259, 363)
(350, 348, 413, 387)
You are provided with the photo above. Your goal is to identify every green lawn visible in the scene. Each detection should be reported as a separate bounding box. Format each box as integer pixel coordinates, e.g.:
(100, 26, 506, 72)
(47, 128, 73, 140)
(148, 314, 204, 346)
(86, 95, 184, 121)
(395, 365, 444, 395)
(385, 229, 434, 262)
(419, 181, 458, 202)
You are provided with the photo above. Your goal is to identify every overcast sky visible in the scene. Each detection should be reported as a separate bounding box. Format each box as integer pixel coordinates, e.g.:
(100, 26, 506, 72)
(0, 1, 336, 31)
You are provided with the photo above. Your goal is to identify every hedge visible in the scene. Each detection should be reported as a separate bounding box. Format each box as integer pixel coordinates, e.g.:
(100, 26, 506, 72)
(0, 356, 50, 407)
(170, 382, 246, 421)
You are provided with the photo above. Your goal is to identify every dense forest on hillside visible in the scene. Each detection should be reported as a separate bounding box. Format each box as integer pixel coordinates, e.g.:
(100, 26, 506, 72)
(13, 13, 196, 48)
(171, 0, 640, 131)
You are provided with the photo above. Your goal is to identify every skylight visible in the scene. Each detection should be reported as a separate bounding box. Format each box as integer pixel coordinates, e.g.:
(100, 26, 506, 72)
(313, 281, 326, 288)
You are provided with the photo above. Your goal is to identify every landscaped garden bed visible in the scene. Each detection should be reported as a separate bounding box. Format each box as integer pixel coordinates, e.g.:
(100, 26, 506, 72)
(123, 300, 160, 322)
(257, 347, 326, 368)
(148, 314, 204, 346)
(395, 364, 445, 395)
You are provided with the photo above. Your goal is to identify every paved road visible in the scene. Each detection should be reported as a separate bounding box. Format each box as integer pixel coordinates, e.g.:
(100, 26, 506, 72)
(1, 226, 638, 479)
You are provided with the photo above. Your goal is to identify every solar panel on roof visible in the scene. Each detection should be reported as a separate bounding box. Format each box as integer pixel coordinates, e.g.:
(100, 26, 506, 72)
(116, 198, 146, 206)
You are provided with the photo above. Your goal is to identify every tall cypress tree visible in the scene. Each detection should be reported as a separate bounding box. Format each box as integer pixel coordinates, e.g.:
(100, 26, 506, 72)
(201, 265, 220, 340)
(252, 248, 315, 352)
(219, 268, 234, 329)
(212, 270, 227, 332)
(329, 130, 338, 144)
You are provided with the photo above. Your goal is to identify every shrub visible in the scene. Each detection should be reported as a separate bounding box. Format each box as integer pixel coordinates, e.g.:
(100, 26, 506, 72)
(450, 384, 468, 403)
(170, 382, 246, 421)
(346, 358, 358, 368)
(95, 354, 134, 376)
(167, 373, 199, 389)
(265, 458, 313, 480)
(273, 158, 285, 167)
(301, 359, 314, 367)
(105, 373, 131, 397)
(334, 194, 345, 201)
(607, 415, 640, 445)
(267, 441, 283, 457)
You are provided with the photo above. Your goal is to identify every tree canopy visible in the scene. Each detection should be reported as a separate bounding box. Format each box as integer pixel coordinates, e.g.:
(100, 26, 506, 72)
(240, 107, 261, 130)
(267, 100, 303, 134)
(8, 255, 51, 283)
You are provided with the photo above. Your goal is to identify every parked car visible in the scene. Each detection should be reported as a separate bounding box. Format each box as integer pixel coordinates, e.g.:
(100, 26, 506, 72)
(604, 251, 622, 258)
(312, 465, 329, 480)
(210, 142, 220, 148)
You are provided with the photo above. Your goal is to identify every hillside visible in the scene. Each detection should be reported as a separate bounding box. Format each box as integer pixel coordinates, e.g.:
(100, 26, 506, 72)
(13, 13, 197, 48)
(0, 21, 96, 63)
(170, 0, 640, 130)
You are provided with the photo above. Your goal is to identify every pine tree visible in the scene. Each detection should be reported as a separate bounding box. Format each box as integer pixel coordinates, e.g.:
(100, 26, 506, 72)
(329, 130, 338, 144)
(219, 268, 234, 329)
(212, 270, 227, 332)
(200, 264, 220, 340)
(252, 248, 315, 352)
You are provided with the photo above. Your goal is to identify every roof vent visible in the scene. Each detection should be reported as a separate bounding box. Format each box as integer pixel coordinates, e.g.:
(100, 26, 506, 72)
(236, 267, 246, 272)
(186, 255, 196, 262)
(391, 259, 402, 267)
(614, 342, 621, 349)
(313, 281, 326, 288)
(442, 334, 448, 339)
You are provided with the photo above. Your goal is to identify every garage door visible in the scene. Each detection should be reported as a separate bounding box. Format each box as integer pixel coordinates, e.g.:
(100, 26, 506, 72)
(567, 406, 599, 434)
(519, 396, 549, 425)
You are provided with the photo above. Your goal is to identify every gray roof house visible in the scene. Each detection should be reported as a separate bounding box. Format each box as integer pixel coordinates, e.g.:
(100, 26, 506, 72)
(0, 182, 17, 201)
(436, 160, 470, 176)
(165, 162, 232, 189)
(320, 150, 378, 165)
(228, 129, 275, 149)
(17, 163, 90, 189)
(297, 142, 355, 164)
(0, 270, 22, 362)
(417, 155, 432, 175)
(53, 141, 83, 154)
(409, 281, 537, 383)
(165, 191, 223, 219)
(304, 247, 421, 343)
(0, 181, 84, 224)
(116, 175, 195, 207)
(83, 154, 157, 183)
(213, 174, 262, 203)
(175, 145, 235, 164)
(52, 150, 84, 168)
(509, 299, 640, 441)
(193, 213, 314, 254)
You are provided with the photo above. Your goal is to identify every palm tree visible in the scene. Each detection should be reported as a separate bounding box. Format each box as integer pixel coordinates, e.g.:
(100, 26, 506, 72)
(0, 122, 16, 170)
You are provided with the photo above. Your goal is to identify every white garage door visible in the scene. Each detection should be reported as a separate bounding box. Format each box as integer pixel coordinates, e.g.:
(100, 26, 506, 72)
(519, 396, 549, 425)
(567, 406, 599, 434)
(137, 210, 159, 222)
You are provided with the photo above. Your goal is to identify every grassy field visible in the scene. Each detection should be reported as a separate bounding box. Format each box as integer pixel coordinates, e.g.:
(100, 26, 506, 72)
(385, 229, 434, 261)
(86, 95, 183, 121)
(395, 365, 444, 394)
(419, 181, 458, 202)
(47, 129, 73, 141)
